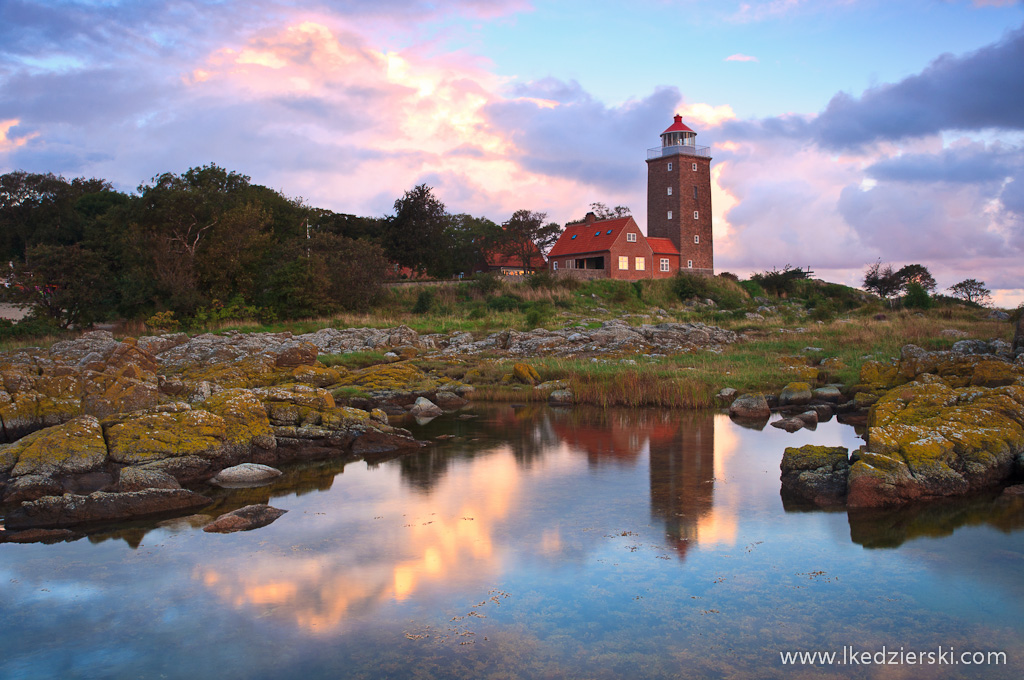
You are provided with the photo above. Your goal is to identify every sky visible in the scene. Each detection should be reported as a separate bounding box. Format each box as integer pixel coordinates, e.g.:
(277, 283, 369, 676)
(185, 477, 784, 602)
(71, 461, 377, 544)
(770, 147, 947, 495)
(1, 0, 1023, 306)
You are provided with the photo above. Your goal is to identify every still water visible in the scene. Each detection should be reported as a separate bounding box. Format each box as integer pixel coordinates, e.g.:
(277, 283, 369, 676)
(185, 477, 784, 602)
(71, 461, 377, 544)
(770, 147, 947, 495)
(2, 406, 1022, 679)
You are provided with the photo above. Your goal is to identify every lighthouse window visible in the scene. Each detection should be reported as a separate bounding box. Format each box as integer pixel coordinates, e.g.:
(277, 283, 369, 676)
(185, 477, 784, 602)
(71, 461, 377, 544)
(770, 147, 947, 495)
(553, 261, 558, 271)
(692, 163, 697, 171)
(667, 187, 672, 196)
(693, 186, 698, 199)
(687, 260, 693, 269)
(667, 211, 673, 220)
(626, 232, 637, 242)
(667, 162, 672, 171)
(694, 235, 700, 244)
(694, 211, 699, 219)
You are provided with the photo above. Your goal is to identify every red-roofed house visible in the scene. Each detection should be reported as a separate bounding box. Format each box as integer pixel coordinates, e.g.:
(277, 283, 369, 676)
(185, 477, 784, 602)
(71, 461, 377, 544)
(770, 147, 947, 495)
(475, 242, 547, 277)
(548, 114, 714, 279)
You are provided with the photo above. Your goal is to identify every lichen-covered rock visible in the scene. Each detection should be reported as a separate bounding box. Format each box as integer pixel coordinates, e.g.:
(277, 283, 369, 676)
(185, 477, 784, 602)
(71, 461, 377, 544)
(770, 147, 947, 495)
(289, 363, 343, 387)
(780, 445, 850, 505)
(7, 415, 107, 478)
(4, 489, 212, 529)
(203, 504, 287, 533)
(858, 360, 901, 389)
(812, 386, 843, 403)
(969, 359, 1019, 388)
(202, 389, 276, 456)
(3, 474, 63, 503)
(334, 362, 433, 392)
(849, 381, 1024, 506)
(82, 374, 159, 418)
(512, 363, 541, 386)
(433, 390, 468, 410)
(103, 409, 228, 464)
(779, 382, 813, 406)
(274, 342, 318, 368)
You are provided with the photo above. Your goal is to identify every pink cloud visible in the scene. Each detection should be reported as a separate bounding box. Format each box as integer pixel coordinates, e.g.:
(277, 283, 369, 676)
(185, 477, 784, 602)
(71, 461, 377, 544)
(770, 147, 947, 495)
(725, 54, 759, 62)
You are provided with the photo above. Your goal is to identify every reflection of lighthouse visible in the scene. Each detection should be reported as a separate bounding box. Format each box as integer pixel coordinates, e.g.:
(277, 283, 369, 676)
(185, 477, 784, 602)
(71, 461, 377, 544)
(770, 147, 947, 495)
(648, 411, 716, 558)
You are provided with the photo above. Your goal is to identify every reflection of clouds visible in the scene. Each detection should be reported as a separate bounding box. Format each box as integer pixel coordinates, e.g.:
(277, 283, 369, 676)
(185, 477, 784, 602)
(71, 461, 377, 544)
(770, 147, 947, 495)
(197, 451, 522, 634)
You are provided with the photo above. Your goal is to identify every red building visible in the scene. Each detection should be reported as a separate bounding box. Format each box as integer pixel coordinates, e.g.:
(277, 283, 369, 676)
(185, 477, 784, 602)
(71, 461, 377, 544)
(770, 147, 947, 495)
(548, 114, 714, 279)
(474, 242, 547, 277)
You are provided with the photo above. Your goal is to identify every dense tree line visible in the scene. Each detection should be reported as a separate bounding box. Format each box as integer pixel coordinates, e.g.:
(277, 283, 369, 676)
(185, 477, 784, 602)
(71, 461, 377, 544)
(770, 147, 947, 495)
(0, 167, 560, 329)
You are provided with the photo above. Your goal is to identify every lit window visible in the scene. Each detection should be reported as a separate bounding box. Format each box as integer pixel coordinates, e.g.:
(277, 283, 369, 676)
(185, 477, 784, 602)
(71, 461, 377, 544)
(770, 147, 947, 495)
(667, 162, 672, 171)
(694, 234, 699, 244)
(635, 257, 645, 271)
(660, 258, 670, 272)
(667, 187, 672, 196)
(626, 232, 637, 242)
(694, 211, 699, 219)
(618, 256, 629, 270)
(667, 211, 673, 220)
(553, 261, 558, 270)
(687, 260, 693, 269)
(692, 163, 697, 171)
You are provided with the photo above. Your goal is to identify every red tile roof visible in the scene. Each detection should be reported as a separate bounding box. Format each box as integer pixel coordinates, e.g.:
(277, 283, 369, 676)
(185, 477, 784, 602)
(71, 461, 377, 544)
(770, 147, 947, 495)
(646, 237, 679, 254)
(484, 247, 546, 269)
(548, 216, 635, 257)
(662, 114, 694, 134)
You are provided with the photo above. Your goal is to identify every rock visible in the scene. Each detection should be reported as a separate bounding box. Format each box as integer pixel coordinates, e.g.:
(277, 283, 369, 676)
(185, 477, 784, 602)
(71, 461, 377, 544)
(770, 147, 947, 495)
(988, 310, 1010, 321)
(408, 397, 443, 418)
(512, 363, 541, 385)
(274, 342, 319, 368)
(716, 387, 738, 403)
(7, 415, 107, 478)
(779, 382, 813, 406)
(728, 393, 770, 419)
(941, 328, 969, 338)
(117, 467, 181, 491)
(0, 527, 85, 544)
(210, 463, 282, 486)
(4, 489, 212, 529)
(203, 504, 287, 533)
(103, 408, 228, 465)
(549, 389, 573, 404)
(952, 339, 993, 355)
(771, 417, 804, 432)
(369, 408, 389, 424)
(433, 390, 468, 409)
(1002, 484, 1024, 497)
(793, 411, 818, 427)
(780, 445, 850, 505)
(1014, 315, 1024, 356)
(812, 386, 843, 403)
(3, 474, 63, 503)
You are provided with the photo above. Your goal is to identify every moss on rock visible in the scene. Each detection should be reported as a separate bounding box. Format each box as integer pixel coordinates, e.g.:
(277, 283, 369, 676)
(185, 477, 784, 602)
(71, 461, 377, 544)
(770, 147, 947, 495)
(104, 408, 228, 464)
(7, 415, 107, 478)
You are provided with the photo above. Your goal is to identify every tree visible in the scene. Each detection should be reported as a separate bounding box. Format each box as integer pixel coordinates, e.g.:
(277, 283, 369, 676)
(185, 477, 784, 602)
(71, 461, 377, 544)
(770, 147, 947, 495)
(5, 244, 111, 328)
(752, 264, 813, 297)
(862, 260, 902, 302)
(587, 202, 631, 220)
(948, 278, 992, 306)
(382, 184, 455, 277)
(497, 210, 561, 270)
(895, 263, 936, 293)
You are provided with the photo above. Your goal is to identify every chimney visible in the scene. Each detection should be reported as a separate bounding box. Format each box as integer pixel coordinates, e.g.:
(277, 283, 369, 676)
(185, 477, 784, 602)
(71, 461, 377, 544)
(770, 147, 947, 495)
(585, 211, 596, 224)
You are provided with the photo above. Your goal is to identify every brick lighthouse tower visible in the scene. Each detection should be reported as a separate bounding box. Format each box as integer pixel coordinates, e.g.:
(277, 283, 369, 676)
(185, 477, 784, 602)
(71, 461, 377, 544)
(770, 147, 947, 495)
(646, 114, 713, 276)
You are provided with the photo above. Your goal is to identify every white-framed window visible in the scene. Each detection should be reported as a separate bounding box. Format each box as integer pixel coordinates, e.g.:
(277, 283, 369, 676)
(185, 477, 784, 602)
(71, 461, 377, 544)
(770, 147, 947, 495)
(667, 211, 673, 220)
(618, 256, 629, 270)
(635, 257, 645, 271)
(687, 260, 693, 268)
(694, 211, 699, 219)
(667, 162, 672, 171)
(553, 261, 558, 270)
(660, 258, 670, 272)
(692, 163, 697, 171)
(694, 234, 700, 244)
(626, 232, 637, 242)
(667, 187, 672, 196)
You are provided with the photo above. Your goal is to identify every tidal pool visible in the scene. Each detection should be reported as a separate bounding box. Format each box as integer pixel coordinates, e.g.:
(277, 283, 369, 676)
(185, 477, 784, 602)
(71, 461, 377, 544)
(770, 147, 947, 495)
(1, 406, 1022, 679)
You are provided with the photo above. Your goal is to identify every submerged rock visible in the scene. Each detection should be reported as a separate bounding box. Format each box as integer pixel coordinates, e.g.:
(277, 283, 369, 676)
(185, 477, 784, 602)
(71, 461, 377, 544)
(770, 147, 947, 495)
(728, 393, 770, 419)
(203, 504, 287, 533)
(4, 489, 212, 530)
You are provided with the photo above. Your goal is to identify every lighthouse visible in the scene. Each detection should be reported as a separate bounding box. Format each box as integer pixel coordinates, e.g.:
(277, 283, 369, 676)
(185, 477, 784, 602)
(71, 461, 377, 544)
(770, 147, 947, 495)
(646, 114, 714, 276)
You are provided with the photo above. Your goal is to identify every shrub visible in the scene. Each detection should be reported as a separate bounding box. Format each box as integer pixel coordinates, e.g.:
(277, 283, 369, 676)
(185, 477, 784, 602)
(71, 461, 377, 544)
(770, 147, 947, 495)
(738, 280, 765, 298)
(525, 301, 554, 328)
(751, 265, 811, 297)
(146, 311, 180, 333)
(486, 293, 525, 311)
(672, 273, 710, 301)
(474, 273, 503, 297)
(412, 289, 435, 314)
(903, 282, 933, 310)
(527, 271, 557, 290)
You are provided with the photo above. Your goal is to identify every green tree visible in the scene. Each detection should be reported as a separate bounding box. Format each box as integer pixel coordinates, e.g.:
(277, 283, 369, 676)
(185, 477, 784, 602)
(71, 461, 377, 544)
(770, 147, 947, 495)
(903, 281, 933, 309)
(896, 263, 937, 293)
(948, 278, 992, 306)
(382, 184, 455, 277)
(496, 210, 560, 270)
(5, 244, 111, 328)
(587, 202, 631, 220)
(862, 260, 902, 303)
